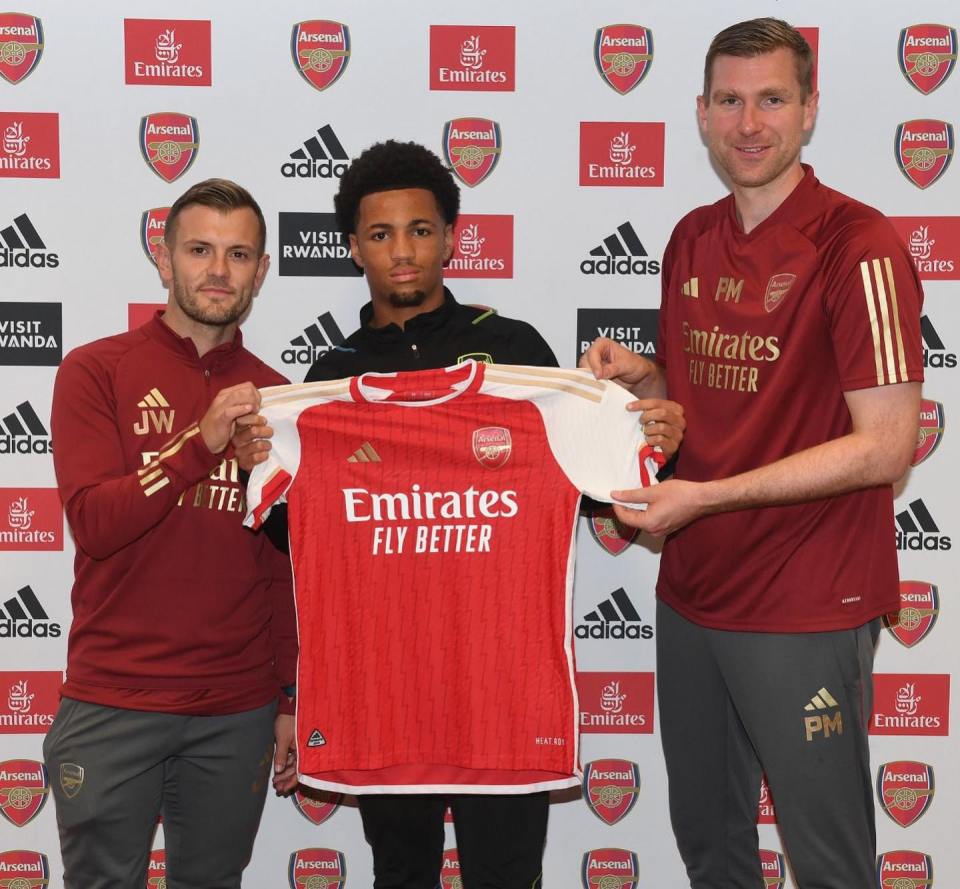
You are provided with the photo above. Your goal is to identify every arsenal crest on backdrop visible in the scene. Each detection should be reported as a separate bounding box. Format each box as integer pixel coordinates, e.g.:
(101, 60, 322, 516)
(0, 12, 43, 84)
(291, 20, 351, 91)
(139, 113, 199, 183)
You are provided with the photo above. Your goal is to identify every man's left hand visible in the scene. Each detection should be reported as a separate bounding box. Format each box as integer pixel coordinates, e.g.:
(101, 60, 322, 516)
(611, 479, 707, 538)
(628, 398, 685, 459)
(273, 713, 298, 795)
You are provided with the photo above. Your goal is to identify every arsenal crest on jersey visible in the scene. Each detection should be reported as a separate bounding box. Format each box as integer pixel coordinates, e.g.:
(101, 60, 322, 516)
(0, 12, 43, 84)
(581, 848, 639, 889)
(899, 24, 958, 95)
(0, 850, 48, 885)
(895, 119, 955, 189)
(763, 273, 796, 313)
(140, 207, 170, 266)
(877, 761, 935, 828)
(0, 759, 48, 827)
(912, 399, 944, 466)
(594, 25, 653, 94)
(588, 504, 638, 556)
(443, 118, 502, 187)
(147, 849, 166, 888)
(139, 113, 199, 183)
(292, 788, 342, 826)
(759, 849, 785, 889)
(472, 426, 511, 469)
(291, 20, 351, 91)
(884, 581, 939, 648)
(876, 850, 933, 889)
(582, 759, 641, 825)
(440, 849, 462, 888)
(288, 848, 346, 889)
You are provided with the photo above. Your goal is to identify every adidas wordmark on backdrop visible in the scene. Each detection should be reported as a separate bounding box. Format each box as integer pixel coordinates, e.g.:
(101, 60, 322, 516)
(245, 361, 661, 794)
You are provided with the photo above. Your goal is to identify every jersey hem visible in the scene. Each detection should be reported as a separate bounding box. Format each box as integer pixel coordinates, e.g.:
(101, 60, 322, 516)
(296, 775, 581, 795)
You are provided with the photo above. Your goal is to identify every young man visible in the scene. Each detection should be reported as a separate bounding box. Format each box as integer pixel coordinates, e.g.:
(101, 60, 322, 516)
(46, 180, 298, 889)
(237, 140, 682, 889)
(583, 18, 923, 889)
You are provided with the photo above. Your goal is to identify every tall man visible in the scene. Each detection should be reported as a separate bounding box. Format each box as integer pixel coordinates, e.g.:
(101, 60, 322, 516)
(584, 18, 923, 889)
(46, 179, 298, 889)
(237, 140, 683, 889)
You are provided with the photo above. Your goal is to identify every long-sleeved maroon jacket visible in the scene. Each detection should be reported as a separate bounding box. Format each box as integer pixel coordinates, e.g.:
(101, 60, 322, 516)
(51, 312, 297, 715)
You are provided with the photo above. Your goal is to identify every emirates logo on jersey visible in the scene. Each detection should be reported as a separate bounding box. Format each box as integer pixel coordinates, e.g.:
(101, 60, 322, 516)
(472, 426, 511, 469)
(763, 272, 796, 313)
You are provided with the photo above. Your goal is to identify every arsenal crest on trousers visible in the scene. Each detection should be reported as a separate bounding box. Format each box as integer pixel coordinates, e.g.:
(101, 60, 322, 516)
(594, 25, 653, 94)
(0, 12, 43, 84)
(139, 113, 199, 183)
(291, 20, 351, 91)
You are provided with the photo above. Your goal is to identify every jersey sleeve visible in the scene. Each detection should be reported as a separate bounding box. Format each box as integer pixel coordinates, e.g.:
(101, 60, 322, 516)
(821, 216, 924, 391)
(52, 348, 221, 560)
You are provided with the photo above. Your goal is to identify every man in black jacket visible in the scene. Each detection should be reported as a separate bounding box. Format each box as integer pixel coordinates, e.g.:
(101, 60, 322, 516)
(239, 140, 684, 889)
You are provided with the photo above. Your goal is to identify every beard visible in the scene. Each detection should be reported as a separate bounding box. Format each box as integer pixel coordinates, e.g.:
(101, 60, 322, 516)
(172, 277, 250, 327)
(387, 289, 427, 309)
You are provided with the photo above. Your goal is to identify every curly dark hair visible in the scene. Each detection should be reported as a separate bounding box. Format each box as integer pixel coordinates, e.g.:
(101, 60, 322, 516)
(334, 140, 460, 234)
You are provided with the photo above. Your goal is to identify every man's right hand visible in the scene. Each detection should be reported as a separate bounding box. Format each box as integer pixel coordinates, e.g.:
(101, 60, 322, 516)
(199, 382, 261, 455)
(232, 413, 274, 472)
(579, 337, 663, 396)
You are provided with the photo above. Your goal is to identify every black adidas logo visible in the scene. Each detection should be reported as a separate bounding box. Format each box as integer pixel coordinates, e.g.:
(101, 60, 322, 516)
(0, 214, 59, 269)
(580, 222, 660, 276)
(0, 401, 51, 454)
(281, 312, 346, 365)
(281, 125, 350, 179)
(575, 587, 653, 640)
(922, 315, 957, 370)
(896, 499, 951, 552)
(0, 586, 61, 638)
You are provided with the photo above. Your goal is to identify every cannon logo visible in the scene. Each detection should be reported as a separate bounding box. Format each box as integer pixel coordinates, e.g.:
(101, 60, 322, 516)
(579, 122, 664, 186)
(446, 214, 512, 278)
(439, 849, 461, 887)
(140, 208, 170, 266)
(913, 399, 944, 466)
(871, 674, 949, 736)
(0, 112, 58, 178)
(899, 24, 957, 94)
(124, 19, 211, 86)
(0, 850, 48, 885)
(594, 25, 653, 94)
(895, 120, 954, 189)
(430, 25, 515, 91)
(876, 850, 933, 889)
(288, 848, 346, 888)
(0, 13, 43, 84)
(443, 118, 501, 187)
(139, 113, 199, 183)
(890, 217, 959, 280)
(0, 759, 48, 826)
(877, 761, 935, 828)
(588, 504, 638, 556)
(472, 427, 511, 469)
(581, 848, 639, 888)
(291, 789, 342, 826)
(582, 759, 640, 825)
(759, 850, 785, 888)
(756, 775, 777, 824)
(884, 581, 939, 648)
(147, 849, 165, 888)
(292, 21, 350, 92)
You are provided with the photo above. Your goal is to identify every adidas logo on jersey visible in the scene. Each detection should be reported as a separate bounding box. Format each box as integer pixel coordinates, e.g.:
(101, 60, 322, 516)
(0, 586, 61, 638)
(281, 124, 350, 179)
(580, 222, 660, 275)
(133, 388, 175, 435)
(282, 312, 346, 364)
(0, 213, 59, 269)
(347, 442, 381, 463)
(896, 499, 951, 551)
(921, 315, 957, 369)
(803, 686, 842, 741)
(575, 588, 653, 640)
(0, 401, 51, 454)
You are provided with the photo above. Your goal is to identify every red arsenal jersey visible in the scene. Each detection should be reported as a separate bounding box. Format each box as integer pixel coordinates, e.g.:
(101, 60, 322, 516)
(657, 166, 924, 632)
(245, 362, 661, 793)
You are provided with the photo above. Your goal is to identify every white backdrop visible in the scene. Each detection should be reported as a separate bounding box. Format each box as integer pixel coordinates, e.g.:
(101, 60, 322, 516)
(1, 1, 957, 886)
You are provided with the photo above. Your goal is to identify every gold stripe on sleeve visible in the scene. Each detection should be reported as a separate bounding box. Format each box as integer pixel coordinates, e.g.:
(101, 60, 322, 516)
(143, 477, 171, 497)
(860, 260, 885, 386)
(884, 257, 908, 383)
(871, 258, 897, 384)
